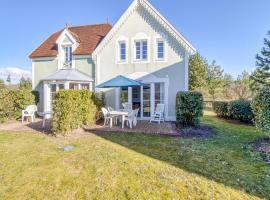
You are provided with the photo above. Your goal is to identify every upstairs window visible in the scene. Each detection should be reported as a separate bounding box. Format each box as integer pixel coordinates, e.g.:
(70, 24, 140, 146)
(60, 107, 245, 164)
(63, 46, 72, 68)
(135, 40, 148, 61)
(119, 41, 127, 62)
(157, 40, 164, 60)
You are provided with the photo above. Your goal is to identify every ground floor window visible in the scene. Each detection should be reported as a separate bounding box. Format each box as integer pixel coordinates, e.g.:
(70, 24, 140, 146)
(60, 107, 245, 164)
(69, 83, 79, 90)
(81, 83, 90, 90)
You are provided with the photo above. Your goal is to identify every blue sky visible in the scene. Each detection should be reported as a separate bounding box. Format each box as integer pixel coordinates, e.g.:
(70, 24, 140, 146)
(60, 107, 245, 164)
(0, 0, 269, 78)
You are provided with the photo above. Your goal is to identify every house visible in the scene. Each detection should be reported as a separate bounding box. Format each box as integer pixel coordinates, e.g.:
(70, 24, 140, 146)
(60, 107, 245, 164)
(29, 0, 196, 121)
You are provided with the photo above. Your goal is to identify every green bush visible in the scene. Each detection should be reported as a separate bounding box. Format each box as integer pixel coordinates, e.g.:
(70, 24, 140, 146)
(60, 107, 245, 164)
(251, 87, 270, 134)
(31, 91, 40, 105)
(176, 91, 203, 127)
(52, 90, 98, 135)
(228, 100, 253, 123)
(0, 88, 37, 122)
(13, 89, 36, 118)
(213, 101, 229, 118)
(0, 89, 14, 122)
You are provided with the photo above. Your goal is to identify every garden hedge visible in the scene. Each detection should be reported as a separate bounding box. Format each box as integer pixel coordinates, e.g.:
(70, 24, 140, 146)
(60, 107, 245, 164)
(251, 87, 270, 135)
(213, 101, 229, 118)
(52, 90, 99, 134)
(228, 100, 253, 123)
(176, 91, 203, 127)
(0, 89, 38, 122)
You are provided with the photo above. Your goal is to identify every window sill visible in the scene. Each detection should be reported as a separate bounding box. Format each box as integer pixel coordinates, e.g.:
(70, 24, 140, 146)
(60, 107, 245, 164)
(133, 59, 150, 64)
(116, 60, 128, 65)
(155, 59, 167, 63)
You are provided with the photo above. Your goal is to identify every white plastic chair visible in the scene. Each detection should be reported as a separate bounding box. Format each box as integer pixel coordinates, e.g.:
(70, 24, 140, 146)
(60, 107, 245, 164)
(101, 107, 117, 128)
(107, 106, 114, 112)
(21, 105, 37, 123)
(122, 102, 132, 111)
(150, 104, 165, 124)
(133, 108, 140, 127)
(124, 110, 135, 129)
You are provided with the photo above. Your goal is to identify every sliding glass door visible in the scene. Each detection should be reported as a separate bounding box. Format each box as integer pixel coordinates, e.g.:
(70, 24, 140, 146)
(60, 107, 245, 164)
(142, 84, 151, 118)
(154, 83, 165, 108)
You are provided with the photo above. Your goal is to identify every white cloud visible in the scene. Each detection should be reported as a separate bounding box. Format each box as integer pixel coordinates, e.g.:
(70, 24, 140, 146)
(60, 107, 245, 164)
(0, 67, 31, 84)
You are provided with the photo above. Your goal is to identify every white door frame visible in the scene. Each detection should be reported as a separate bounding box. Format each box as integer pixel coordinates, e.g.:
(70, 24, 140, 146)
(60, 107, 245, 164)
(126, 74, 169, 121)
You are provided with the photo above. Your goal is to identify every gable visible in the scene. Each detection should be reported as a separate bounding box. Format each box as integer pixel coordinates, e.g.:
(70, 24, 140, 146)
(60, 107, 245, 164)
(92, 0, 196, 57)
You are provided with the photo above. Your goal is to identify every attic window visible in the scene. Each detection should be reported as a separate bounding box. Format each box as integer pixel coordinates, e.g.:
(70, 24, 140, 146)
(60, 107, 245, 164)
(63, 46, 72, 68)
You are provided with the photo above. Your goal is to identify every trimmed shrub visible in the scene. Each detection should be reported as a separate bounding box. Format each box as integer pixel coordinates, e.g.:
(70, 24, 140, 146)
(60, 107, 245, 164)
(31, 91, 40, 105)
(0, 88, 37, 122)
(251, 87, 270, 135)
(52, 90, 98, 135)
(0, 89, 14, 122)
(176, 91, 203, 127)
(213, 101, 229, 118)
(13, 89, 36, 118)
(228, 100, 253, 123)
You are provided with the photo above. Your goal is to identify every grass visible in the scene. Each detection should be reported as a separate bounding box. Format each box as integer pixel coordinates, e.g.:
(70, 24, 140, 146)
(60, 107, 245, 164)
(0, 112, 269, 199)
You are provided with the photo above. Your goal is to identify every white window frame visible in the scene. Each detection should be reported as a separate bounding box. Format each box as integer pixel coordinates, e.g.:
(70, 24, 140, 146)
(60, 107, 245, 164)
(131, 33, 150, 64)
(63, 45, 73, 68)
(56, 29, 78, 70)
(116, 36, 128, 64)
(134, 40, 149, 62)
(118, 41, 127, 63)
(154, 36, 167, 62)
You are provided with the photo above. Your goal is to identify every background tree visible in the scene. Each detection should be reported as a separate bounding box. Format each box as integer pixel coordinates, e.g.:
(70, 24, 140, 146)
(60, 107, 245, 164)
(206, 60, 224, 100)
(19, 77, 32, 90)
(0, 79, 5, 89)
(6, 74, 11, 85)
(250, 31, 270, 90)
(231, 71, 253, 100)
(221, 73, 234, 99)
(188, 53, 208, 90)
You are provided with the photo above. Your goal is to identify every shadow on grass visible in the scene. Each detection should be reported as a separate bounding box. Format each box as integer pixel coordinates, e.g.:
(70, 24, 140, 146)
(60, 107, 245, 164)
(87, 116, 270, 199)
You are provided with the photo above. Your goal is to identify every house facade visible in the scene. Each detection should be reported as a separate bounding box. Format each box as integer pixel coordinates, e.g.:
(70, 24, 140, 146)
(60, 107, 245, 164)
(30, 0, 196, 121)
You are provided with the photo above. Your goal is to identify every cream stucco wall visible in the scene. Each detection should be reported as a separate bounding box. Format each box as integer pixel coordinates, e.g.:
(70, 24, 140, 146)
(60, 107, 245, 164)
(97, 6, 188, 119)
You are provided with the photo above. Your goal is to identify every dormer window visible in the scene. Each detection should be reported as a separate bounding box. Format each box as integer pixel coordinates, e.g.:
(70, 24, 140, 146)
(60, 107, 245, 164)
(63, 46, 72, 68)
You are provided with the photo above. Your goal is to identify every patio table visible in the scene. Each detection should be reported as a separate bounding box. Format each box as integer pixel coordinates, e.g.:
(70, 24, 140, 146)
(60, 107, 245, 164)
(109, 110, 130, 129)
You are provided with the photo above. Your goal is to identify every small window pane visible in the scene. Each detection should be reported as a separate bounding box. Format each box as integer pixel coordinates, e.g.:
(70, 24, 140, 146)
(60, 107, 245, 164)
(142, 41, 148, 59)
(157, 41, 164, 59)
(81, 84, 90, 90)
(59, 84, 65, 90)
(69, 83, 79, 90)
(64, 46, 72, 68)
(136, 42, 141, 59)
(119, 42, 126, 61)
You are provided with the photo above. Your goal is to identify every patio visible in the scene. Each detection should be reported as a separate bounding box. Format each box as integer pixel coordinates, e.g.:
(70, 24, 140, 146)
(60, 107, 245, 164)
(0, 118, 180, 136)
(85, 120, 180, 136)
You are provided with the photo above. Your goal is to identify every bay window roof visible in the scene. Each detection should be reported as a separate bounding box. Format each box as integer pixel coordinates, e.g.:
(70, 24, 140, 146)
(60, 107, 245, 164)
(42, 69, 93, 82)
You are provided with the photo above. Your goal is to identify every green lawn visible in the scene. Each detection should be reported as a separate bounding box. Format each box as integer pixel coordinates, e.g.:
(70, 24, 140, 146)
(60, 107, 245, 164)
(0, 113, 269, 200)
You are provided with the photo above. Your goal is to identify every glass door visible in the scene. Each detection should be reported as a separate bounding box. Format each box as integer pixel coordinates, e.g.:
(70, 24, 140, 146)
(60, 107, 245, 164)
(154, 83, 165, 108)
(141, 84, 151, 118)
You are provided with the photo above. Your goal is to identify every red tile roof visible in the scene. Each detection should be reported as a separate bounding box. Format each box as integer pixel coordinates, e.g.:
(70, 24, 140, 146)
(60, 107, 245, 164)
(29, 23, 112, 59)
